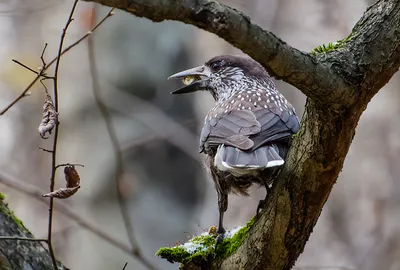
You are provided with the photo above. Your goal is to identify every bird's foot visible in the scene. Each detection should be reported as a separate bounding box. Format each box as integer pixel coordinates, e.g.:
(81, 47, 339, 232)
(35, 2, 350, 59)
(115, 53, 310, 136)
(214, 229, 225, 252)
(256, 199, 265, 218)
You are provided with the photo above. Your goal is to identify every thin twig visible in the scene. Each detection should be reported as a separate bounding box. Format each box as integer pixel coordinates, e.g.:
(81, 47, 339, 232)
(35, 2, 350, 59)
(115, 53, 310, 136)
(121, 118, 198, 153)
(0, 73, 42, 114)
(0, 8, 115, 115)
(0, 172, 133, 256)
(40, 43, 48, 67)
(55, 163, 84, 170)
(122, 262, 128, 270)
(0, 236, 48, 242)
(12, 59, 53, 79)
(87, 6, 156, 270)
(38, 147, 54, 153)
(105, 90, 200, 162)
(46, 1, 79, 269)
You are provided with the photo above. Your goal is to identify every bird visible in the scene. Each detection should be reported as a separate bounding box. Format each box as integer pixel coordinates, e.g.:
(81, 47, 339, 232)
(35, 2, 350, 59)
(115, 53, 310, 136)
(168, 55, 300, 240)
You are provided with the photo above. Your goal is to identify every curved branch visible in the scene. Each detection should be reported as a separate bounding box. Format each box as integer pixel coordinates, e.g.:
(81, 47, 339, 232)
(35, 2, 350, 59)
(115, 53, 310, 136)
(84, 0, 350, 105)
(83, 0, 399, 107)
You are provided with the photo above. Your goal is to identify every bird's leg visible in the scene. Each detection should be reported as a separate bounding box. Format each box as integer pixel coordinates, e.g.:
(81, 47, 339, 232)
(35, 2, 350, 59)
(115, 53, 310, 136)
(212, 169, 228, 251)
(256, 178, 271, 218)
(215, 189, 228, 250)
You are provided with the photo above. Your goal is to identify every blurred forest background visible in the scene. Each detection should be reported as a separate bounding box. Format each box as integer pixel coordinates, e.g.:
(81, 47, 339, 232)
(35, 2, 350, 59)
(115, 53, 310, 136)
(0, 0, 399, 269)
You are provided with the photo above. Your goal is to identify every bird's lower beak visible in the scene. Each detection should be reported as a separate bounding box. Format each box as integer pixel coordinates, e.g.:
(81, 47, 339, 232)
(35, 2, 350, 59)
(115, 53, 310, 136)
(168, 65, 211, 94)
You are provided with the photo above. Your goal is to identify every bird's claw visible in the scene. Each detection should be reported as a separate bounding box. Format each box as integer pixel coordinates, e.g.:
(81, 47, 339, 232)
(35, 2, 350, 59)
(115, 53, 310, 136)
(214, 230, 225, 252)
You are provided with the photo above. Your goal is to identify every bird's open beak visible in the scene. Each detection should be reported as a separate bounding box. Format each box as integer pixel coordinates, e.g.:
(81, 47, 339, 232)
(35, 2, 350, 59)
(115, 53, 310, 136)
(168, 65, 211, 94)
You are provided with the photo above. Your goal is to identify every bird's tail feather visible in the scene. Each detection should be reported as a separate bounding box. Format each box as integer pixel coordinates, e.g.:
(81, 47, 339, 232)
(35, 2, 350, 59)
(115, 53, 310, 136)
(215, 144, 284, 174)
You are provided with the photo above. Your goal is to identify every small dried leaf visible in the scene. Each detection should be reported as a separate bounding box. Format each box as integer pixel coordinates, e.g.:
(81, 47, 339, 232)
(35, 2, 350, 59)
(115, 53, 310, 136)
(38, 92, 57, 139)
(64, 165, 80, 188)
(42, 186, 80, 199)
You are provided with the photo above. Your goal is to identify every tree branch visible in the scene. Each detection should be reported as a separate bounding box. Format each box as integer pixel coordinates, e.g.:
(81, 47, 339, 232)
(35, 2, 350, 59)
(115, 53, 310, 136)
(82, 0, 398, 108)
(0, 198, 65, 269)
(80, 0, 400, 269)
(83, 0, 350, 105)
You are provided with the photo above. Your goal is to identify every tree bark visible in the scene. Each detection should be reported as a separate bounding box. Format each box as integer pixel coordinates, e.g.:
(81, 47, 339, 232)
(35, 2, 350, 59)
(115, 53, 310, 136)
(0, 198, 65, 270)
(82, 0, 400, 269)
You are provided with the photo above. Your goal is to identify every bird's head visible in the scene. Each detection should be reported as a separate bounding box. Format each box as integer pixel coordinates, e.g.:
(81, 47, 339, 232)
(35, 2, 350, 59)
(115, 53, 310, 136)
(168, 55, 269, 101)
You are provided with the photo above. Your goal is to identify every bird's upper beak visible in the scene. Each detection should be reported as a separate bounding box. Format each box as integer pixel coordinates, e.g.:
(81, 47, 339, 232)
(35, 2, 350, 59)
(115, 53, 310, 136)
(168, 65, 211, 94)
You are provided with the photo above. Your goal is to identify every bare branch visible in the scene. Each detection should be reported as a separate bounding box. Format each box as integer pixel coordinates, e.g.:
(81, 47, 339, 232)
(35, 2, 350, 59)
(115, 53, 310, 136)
(0, 236, 48, 243)
(0, 8, 115, 115)
(45, 1, 79, 268)
(81, 0, 348, 105)
(105, 90, 200, 162)
(87, 6, 155, 270)
(38, 146, 54, 153)
(84, 0, 399, 109)
(11, 59, 53, 79)
(0, 172, 134, 258)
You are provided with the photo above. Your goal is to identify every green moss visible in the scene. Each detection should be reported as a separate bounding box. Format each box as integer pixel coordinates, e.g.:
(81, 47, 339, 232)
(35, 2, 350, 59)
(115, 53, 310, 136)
(156, 234, 215, 265)
(0, 193, 5, 201)
(0, 201, 26, 230)
(215, 218, 255, 258)
(156, 217, 256, 265)
(6, 209, 25, 228)
(310, 34, 358, 55)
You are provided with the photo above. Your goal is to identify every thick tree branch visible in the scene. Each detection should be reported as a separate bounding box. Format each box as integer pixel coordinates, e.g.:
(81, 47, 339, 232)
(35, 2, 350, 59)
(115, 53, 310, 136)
(80, 0, 399, 269)
(83, 0, 399, 108)
(84, 0, 350, 105)
(0, 198, 66, 269)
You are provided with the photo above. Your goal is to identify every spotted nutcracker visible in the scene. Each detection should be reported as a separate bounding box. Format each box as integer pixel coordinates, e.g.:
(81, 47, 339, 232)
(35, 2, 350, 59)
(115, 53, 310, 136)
(168, 55, 300, 238)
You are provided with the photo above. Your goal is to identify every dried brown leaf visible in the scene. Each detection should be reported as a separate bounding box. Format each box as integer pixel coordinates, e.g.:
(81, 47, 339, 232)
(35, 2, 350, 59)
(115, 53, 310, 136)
(64, 165, 80, 188)
(38, 92, 57, 139)
(42, 186, 80, 199)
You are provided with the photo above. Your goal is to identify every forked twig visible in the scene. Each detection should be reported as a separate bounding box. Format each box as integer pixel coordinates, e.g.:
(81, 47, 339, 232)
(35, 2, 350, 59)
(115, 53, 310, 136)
(12, 59, 53, 79)
(0, 8, 115, 115)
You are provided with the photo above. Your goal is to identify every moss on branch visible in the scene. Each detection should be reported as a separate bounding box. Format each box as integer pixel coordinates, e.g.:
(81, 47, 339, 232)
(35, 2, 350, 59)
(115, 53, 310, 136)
(310, 33, 359, 55)
(156, 218, 255, 266)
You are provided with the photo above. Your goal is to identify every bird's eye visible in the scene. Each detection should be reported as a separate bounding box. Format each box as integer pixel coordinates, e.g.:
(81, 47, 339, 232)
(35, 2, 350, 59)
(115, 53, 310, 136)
(210, 60, 224, 71)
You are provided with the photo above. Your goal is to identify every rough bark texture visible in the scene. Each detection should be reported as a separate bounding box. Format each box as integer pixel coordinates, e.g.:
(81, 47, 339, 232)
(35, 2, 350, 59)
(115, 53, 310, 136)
(0, 198, 59, 270)
(82, 0, 400, 269)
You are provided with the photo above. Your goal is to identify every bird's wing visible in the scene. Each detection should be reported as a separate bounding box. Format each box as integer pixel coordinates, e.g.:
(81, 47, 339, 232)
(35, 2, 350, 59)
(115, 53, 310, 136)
(200, 88, 300, 153)
(250, 106, 299, 149)
(200, 109, 261, 152)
